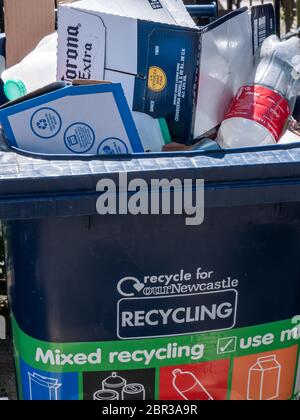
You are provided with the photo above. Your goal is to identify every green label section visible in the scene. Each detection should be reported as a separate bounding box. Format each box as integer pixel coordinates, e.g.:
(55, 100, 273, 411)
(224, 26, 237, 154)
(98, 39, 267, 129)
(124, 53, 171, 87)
(12, 317, 300, 373)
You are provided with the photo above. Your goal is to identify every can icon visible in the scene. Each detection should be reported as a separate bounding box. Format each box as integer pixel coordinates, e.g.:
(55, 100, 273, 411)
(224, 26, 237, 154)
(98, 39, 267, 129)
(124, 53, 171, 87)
(172, 369, 213, 400)
(93, 390, 119, 400)
(247, 355, 281, 400)
(122, 383, 145, 400)
(102, 372, 127, 399)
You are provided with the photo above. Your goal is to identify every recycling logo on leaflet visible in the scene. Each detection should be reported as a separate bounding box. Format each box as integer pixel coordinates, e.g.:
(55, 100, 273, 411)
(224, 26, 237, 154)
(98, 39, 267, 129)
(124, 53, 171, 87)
(36, 119, 48, 130)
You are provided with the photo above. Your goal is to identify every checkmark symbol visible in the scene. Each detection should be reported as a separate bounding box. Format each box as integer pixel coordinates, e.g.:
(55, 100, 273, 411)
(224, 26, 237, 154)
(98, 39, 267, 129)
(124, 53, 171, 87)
(217, 337, 237, 354)
(220, 338, 235, 352)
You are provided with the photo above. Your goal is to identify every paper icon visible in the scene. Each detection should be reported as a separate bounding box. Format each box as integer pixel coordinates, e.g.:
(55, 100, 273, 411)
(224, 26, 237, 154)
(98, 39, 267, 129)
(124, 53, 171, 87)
(28, 372, 62, 401)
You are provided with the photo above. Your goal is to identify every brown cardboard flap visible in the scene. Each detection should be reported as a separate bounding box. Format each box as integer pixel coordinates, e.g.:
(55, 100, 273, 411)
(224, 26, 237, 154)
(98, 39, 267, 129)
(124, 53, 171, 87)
(4, 0, 56, 68)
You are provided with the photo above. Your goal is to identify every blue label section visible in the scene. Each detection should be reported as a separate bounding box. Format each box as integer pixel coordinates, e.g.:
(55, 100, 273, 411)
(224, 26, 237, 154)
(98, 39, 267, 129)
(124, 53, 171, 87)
(117, 290, 237, 339)
(20, 360, 79, 400)
(134, 22, 200, 142)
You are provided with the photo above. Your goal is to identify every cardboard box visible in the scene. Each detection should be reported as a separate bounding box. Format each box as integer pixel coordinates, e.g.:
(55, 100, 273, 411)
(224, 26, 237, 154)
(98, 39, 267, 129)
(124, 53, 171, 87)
(4, 0, 55, 67)
(57, 0, 198, 142)
(0, 81, 144, 155)
(57, 1, 275, 143)
(194, 5, 276, 139)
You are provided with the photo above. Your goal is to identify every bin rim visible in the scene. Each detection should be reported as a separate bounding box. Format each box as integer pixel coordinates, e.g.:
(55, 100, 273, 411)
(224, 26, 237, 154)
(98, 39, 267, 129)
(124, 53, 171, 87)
(1, 141, 300, 220)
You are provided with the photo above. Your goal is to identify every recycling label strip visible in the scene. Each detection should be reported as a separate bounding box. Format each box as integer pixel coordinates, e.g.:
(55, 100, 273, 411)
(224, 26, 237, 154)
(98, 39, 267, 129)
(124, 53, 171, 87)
(12, 317, 300, 400)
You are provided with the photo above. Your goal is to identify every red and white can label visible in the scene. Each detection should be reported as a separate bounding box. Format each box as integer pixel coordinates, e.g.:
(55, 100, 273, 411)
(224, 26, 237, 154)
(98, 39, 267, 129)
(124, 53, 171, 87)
(224, 85, 290, 142)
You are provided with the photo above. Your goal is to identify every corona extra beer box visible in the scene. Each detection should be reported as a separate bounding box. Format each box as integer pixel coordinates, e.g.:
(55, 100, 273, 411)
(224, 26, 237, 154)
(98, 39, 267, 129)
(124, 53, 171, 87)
(57, 1, 275, 142)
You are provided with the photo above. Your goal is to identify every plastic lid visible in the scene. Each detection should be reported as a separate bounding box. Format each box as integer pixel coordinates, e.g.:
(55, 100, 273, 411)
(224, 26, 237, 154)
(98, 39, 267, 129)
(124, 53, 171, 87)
(158, 118, 172, 145)
(4, 78, 27, 101)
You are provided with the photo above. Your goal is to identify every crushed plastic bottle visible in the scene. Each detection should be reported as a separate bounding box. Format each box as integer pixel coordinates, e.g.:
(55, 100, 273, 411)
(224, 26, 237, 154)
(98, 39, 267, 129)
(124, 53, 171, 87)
(2, 33, 57, 101)
(218, 35, 300, 148)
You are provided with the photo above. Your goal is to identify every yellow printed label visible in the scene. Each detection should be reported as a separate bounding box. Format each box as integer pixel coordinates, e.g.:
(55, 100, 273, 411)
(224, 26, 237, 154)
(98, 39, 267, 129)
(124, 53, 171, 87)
(148, 66, 167, 92)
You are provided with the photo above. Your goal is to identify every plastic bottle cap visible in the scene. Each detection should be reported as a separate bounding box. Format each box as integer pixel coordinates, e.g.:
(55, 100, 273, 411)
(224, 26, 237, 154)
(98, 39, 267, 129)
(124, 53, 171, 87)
(4, 78, 27, 101)
(158, 118, 172, 145)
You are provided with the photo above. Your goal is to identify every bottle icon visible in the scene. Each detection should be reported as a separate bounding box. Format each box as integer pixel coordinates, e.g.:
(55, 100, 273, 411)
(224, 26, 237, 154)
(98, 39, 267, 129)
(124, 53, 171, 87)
(247, 355, 281, 400)
(172, 369, 213, 400)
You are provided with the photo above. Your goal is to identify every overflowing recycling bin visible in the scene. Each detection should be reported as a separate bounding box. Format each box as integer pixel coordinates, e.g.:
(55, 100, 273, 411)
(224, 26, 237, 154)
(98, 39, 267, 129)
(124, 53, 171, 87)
(0, 142, 299, 400)
(0, 0, 299, 402)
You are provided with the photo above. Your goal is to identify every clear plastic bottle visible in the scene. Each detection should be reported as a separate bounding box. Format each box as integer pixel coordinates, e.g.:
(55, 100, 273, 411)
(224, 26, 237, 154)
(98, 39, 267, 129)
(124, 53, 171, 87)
(172, 369, 213, 401)
(132, 112, 171, 152)
(218, 35, 300, 148)
(2, 32, 57, 101)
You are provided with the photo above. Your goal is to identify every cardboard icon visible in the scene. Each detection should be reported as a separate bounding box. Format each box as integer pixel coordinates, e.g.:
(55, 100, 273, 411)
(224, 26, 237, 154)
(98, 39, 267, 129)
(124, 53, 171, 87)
(247, 355, 281, 400)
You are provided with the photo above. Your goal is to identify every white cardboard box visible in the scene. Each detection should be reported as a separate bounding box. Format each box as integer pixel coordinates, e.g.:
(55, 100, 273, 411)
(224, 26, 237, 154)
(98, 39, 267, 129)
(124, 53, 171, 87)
(57, 0, 199, 142)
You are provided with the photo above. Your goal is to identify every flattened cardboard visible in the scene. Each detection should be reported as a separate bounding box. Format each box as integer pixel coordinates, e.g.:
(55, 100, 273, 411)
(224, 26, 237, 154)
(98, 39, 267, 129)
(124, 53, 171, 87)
(0, 82, 144, 155)
(4, 0, 55, 67)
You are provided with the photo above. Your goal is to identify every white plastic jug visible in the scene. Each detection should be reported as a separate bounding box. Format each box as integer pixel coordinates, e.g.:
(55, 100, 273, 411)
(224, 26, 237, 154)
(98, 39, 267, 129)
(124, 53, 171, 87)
(2, 32, 57, 101)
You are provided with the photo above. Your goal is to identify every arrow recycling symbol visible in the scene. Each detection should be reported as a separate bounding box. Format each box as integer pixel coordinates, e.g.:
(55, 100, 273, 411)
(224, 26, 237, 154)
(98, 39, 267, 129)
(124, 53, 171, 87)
(117, 277, 145, 297)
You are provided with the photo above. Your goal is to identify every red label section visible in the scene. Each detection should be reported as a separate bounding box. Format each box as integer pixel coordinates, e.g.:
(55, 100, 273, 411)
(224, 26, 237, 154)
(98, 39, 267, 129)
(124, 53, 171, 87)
(224, 85, 290, 142)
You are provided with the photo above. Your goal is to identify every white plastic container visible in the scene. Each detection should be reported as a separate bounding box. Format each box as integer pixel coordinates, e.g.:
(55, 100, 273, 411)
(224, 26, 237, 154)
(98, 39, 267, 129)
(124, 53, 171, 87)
(132, 112, 171, 152)
(2, 33, 57, 101)
(218, 117, 275, 148)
